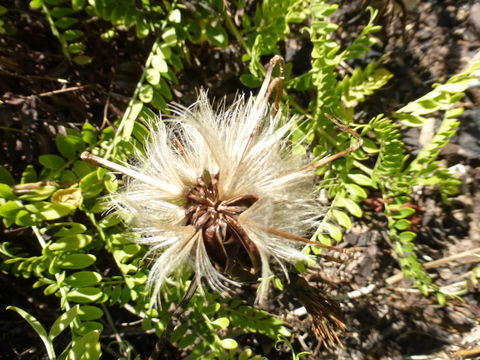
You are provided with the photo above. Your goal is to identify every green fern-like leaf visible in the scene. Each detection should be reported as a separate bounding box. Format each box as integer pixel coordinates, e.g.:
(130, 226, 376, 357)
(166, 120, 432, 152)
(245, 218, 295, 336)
(336, 59, 393, 108)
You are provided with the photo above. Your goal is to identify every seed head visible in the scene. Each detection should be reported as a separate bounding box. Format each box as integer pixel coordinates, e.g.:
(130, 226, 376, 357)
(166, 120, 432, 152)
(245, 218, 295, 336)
(112, 91, 321, 304)
(81, 56, 361, 347)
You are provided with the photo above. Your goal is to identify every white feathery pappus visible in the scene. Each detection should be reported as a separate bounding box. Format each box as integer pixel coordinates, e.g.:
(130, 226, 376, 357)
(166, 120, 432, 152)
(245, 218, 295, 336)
(81, 55, 362, 348)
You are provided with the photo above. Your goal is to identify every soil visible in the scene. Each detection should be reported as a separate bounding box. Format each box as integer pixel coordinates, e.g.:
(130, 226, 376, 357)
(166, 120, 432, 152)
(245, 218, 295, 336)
(1, 1, 479, 360)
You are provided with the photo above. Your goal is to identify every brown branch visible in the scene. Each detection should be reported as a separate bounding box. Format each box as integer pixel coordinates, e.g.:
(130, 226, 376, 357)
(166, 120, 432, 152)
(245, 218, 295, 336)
(239, 55, 286, 164)
(336, 247, 480, 300)
(80, 151, 182, 196)
(148, 279, 198, 360)
(301, 114, 363, 171)
(249, 222, 353, 254)
(38, 85, 89, 97)
(451, 346, 480, 359)
(264, 56, 285, 117)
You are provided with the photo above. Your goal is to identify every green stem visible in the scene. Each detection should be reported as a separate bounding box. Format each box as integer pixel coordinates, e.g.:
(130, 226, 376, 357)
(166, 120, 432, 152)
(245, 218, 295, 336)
(353, 159, 373, 176)
(32, 226, 71, 311)
(104, 39, 160, 159)
(42, 4, 70, 60)
(86, 212, 130, 278)
(223, 12, 251, 57)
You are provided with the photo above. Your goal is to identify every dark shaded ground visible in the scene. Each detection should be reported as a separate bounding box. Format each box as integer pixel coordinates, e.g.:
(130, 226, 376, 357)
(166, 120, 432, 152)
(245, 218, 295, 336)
(1, 1, 479, 359)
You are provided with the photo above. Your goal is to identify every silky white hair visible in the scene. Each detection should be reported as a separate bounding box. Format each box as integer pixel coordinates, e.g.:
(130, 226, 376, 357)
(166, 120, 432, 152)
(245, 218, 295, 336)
(111, 89, 323, 306)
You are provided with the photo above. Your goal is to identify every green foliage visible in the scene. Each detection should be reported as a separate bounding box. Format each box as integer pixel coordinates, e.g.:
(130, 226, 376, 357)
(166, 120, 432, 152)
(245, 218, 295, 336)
(0, 5, 16, 35)
(230, 0, 478, 301)
(8, 305, 101, 359)
(369, 61, 480, 294)
(233, 0, 308, 85)
(158, 287, 291, 359)
(336, 58, 393, 108)
(3, 0, 480, 358)
(30, 0, 90, 64)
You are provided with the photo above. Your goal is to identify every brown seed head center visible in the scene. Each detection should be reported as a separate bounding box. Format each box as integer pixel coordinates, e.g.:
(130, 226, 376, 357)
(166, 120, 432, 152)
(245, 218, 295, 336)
(184, 172, 261, 280)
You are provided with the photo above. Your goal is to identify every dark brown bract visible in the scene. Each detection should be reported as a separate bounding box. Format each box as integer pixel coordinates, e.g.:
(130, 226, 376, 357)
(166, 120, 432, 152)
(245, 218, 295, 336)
(184, 172, 261, 282)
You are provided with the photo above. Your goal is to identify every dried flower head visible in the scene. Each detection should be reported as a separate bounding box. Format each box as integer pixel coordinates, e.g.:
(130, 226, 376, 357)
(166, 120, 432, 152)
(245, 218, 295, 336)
(82, 56, 361, 347)
(287, 274, 347, 348)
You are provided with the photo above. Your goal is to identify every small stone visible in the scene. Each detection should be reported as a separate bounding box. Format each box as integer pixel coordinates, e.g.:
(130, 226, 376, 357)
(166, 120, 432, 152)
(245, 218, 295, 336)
(416, 29, 433, 41)
(470, 3, 480, 34)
